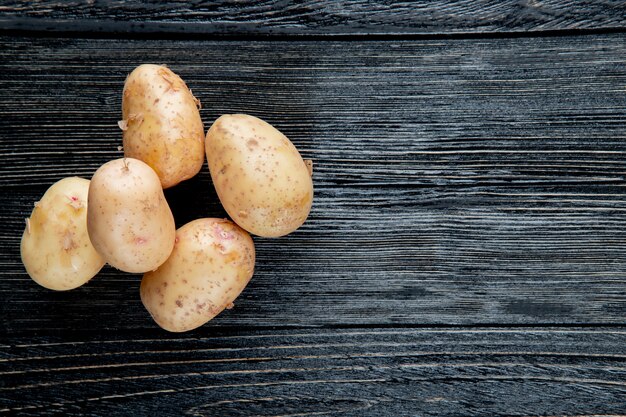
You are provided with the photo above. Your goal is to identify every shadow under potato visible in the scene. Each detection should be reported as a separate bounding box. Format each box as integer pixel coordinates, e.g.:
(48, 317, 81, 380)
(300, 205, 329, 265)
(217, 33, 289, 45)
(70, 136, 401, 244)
(163, 168, 226, 229)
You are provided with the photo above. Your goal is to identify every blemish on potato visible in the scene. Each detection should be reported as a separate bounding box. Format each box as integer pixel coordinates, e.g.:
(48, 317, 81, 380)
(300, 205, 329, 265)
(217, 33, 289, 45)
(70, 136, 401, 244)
(128, 113, 144, 126)
(118, 119, 129, 131)
(215, 243, 227, 254)
(304, 159, 313, 176)
(247, 139, 259, 150)
(62, 230, 76, 251)
(159, 68, 183, 93)
(66, 195, 83, 210)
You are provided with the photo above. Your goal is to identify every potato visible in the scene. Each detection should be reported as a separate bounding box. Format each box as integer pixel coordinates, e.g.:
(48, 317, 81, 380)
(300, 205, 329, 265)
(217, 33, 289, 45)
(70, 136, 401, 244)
(140, 218, 255, 332)
(87, 158, 176, 273)
(20, 177, 105, 290)
(121, 64, 204, 189)
(205, 114, 313, 237)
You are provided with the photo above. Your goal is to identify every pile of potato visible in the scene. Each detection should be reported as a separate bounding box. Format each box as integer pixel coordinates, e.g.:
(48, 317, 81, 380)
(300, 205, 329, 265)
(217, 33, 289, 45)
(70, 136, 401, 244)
(20, 64, 313, 332)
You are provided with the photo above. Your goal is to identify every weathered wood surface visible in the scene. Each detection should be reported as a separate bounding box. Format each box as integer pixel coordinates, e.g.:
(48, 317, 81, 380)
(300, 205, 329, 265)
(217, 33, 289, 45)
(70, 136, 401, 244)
(0, 0, 625, 36)
(2, 328, 626, 415)
(1, 35, 625, 334)
(1, 1, 626, 414)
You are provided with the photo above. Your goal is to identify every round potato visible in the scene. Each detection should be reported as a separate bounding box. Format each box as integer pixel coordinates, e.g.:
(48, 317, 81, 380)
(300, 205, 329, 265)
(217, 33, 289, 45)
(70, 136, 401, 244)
(121, 64, 204, 189)
(21, 177, 105, 290)
(87, 158, 175, 273)
(140, 218, 255, 332)
(205, 114, 313, 237)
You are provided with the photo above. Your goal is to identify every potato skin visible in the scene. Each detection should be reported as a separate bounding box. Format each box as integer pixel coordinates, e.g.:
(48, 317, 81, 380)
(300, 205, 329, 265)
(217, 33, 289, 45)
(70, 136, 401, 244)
(21, 177, 105, 290)
(140, 218, 255, 332)
(87, 158, 176, 273)
(205, 114, 313, 237)
(122, 64, 204, 189)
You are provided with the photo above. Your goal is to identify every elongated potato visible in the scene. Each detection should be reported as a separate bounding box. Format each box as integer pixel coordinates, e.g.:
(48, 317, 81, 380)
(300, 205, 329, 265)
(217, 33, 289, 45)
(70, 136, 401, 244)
(140, 218, 255, 332)
(205, 114, 313, 237)
(21, 177, 105, 290)
(87, 158, 175, 273)
(121, 64, 204, 189)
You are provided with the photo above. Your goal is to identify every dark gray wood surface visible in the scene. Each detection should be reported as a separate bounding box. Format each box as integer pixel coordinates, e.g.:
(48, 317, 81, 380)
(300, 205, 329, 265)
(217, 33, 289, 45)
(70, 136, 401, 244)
(2, 34, 625, 332)
(2, 328, 626, 416)
(0, 0, 624, 36)
(0, 1, 625, 415)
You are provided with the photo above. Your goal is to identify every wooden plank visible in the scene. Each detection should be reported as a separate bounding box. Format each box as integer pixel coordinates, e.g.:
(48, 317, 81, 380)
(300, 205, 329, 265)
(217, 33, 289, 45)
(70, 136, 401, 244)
(0, 34, 624, 332)
(0, 1, 625, 36)
(1, 328, 625, 415)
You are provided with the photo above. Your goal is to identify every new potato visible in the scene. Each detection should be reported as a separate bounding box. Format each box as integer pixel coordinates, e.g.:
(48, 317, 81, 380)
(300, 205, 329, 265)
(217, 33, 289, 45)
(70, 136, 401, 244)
(87, 158, 176, 273)
(205, 114, 313, 237)
(140, 218, 255, 332)
(21, 177, 105, 290)
(121, 64, 204, 189)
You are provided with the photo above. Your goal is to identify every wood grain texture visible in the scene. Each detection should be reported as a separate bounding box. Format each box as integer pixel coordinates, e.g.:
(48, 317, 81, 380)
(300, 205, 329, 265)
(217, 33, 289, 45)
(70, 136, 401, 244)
(1, 4, 626, 415)
(0, 34, 625, 333)
(0, 1, 625, 36)
(1, 327, 625, 416)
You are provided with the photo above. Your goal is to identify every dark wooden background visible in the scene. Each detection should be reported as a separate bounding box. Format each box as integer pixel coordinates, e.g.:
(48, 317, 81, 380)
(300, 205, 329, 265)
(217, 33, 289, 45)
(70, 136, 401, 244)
(1, 1, 625, 415)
